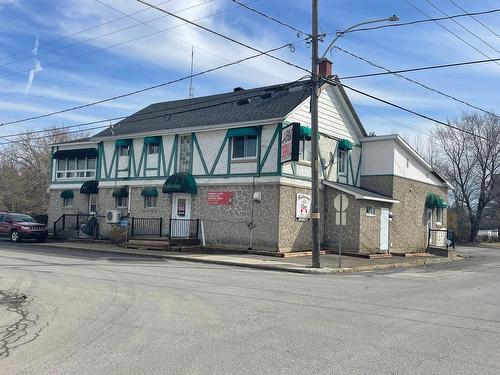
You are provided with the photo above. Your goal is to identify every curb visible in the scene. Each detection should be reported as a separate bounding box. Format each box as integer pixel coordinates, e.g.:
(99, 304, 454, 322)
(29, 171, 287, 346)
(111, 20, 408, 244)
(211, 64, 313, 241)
(31, 241, 457, 274)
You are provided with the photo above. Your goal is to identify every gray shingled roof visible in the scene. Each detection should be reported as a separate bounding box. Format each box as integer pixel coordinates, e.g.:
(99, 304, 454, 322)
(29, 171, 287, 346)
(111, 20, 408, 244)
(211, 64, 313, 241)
(93, 80, 315, 138)
(324, 181, 399, 203)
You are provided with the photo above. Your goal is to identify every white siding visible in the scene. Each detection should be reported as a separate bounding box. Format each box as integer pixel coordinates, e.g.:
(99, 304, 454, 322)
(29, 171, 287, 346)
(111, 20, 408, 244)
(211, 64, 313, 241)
(195, 130, 226, 174)
(393, 142, 443, 186)
(360, 140, 394, 176)
(260, 124, 279, 173)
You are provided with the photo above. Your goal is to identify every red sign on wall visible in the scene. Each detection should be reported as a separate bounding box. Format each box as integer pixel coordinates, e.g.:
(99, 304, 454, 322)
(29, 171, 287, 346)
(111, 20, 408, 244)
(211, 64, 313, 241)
(208, 191, 234, 205)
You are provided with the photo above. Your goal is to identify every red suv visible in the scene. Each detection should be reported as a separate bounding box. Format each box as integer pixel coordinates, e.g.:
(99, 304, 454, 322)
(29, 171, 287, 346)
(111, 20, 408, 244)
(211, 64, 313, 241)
(0, 213, 48, 242)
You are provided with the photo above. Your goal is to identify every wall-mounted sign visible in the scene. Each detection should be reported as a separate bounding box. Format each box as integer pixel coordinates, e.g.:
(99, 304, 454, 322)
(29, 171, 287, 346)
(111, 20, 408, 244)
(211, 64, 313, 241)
(296, 193, 311, 221)
(281, 122, 300, 163)
(334, 193, 348, 226)
(208, 191, 234, 205)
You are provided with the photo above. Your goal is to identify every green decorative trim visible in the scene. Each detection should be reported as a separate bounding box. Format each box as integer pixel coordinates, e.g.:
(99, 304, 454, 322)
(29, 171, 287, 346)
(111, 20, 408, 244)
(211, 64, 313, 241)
(354, 149, 362, 186)
(104, 146, 117, 179)
(277, 124, 283, 174)
(227, 127, 258, 137)
(144, 136, 162, 144)
(192, 133, 209, 175)
(127, 145, 134, 179)
(259, 124, 280, 173)
(256, 126, 262, 174)
(291, 162, 296, 175)
(227, 136, 232, 175)
(173, 134, 178, 174)
(210, 132, 229, 175)
(189, 133, 194, 174)
(159, 139, 165, 176)
(96, 142, 103, 180)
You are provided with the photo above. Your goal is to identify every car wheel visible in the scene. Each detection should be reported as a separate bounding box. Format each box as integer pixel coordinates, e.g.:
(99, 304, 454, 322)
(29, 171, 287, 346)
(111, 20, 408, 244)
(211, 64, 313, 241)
(10, 230, 20, 242)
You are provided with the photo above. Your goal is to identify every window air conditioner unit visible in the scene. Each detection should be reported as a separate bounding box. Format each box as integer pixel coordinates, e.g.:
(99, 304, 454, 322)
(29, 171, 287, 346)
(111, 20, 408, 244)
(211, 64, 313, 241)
(106, 210, 121, 223)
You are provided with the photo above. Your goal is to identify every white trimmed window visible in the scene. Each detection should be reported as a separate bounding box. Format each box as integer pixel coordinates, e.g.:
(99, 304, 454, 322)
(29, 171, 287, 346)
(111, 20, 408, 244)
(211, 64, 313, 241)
(299, 136, 311, 161)
(232, 135, 257, 159)
(144, 196, 157, 208)
(118, 145, 129, 156)
(366, 205, 375, 216)
(148, 143, 159, 155)
(337, 150, 347, 175)
(56, 157, 96, 179)
(116, 196, 127, 208)
(63, 197, 73, 207)
(436, 207, 443, 224)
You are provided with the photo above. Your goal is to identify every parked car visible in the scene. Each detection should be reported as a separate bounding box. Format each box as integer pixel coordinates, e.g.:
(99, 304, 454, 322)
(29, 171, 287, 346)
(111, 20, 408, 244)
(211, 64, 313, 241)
(0, 212, 48, 242)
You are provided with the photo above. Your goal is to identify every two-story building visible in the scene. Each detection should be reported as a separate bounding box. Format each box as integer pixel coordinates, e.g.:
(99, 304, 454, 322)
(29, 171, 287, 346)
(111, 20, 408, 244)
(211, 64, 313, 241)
(47, 61, 450, 253)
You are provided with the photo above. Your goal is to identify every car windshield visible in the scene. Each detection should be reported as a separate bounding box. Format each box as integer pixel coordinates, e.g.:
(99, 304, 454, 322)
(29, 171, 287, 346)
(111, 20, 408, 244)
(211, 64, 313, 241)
(11, 214, 35, 223)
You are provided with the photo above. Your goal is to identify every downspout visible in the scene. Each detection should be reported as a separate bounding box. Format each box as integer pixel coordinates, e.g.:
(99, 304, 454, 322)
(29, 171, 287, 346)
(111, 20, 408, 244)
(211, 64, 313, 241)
(248, 176, 256, 250)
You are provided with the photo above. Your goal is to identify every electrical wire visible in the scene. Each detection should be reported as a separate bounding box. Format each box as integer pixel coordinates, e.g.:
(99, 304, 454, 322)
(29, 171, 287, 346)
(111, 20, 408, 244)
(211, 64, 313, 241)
(424, 0, 500, 55)
(447, 0, 500, 40)
(343, 7, 500, 33)
(230, 0, 305, 36)
(404, 0, 500, 67)
(335, 46, 498, 118)
(0, 43, 297, 127)
(338, 57, 500, 79)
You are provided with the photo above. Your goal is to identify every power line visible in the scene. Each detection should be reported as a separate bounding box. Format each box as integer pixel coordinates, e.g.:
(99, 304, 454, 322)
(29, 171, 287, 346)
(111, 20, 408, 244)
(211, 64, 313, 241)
(404, 0, 500, 67)
(339, 57, 500, 80)
(0, 0, 251, 79)
(230, 0, 305, 36)
(343, 7, 500, 33)
(0, 77, 310, 144)
(0, 43, 297, 127)
(335, 46, 499, 118)
(330, 79, 494, 142)
(447, 0, 500, 40)
(424, 0, 500, 55)
(0, 0, 173, 64)
(136, 0, 308, 73)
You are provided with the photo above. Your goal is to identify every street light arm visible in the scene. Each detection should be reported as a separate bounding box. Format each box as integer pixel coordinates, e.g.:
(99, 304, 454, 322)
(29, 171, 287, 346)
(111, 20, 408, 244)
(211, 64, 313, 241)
(321, 16, 399, 58)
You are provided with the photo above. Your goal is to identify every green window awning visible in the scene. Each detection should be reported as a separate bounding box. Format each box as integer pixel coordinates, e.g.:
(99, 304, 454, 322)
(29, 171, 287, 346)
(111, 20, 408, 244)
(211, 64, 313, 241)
(80, 180, 98, 194)
(144, 136, 162, 144)
(162, 172, 197, 194)
(426, 192, 447, 208)
(300, 125, 312, 139)
(112, 187, 128, 198)
(60, 190, 74, 199)
(115, 139, 132, 147)
(227, 127, 258, 138)
(53, 148, 97, 159)
(141, 187, 158, 197)
(338, 139, 353, 151)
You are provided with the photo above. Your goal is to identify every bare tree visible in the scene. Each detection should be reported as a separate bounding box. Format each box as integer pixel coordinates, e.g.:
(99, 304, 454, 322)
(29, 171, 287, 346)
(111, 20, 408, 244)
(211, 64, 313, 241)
(433, 112, 500, 241)
(0, 127, 88, 214)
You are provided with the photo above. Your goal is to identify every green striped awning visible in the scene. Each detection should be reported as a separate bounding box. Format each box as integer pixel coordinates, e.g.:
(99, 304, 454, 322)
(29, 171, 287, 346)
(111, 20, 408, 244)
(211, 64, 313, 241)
(227, 127, 258, 138)
(53, 148, 97, 159)
(141, 187, 158, 197)
(338, 139, 353, 151)
(144, 136, 162, 144)
(80, 180, 98, 194)
(112, 187, 128, 198)
(162, 172, 197, 194)
(60, 190, 74, 199)
(426, 192, 447, 208)
(115, 139, 132, 147)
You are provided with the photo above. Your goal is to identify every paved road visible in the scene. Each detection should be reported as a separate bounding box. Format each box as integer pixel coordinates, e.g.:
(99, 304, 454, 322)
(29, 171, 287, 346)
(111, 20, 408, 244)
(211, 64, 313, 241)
(0, 242, 499, 375)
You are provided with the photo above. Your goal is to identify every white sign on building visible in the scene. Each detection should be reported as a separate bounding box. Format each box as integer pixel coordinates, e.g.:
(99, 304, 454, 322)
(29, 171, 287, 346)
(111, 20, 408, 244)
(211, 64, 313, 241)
(296, 193, 311, 221)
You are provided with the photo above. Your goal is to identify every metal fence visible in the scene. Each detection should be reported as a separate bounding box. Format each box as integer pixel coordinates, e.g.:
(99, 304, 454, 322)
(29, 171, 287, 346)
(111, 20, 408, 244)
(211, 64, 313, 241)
(428, 228, 455, 250)
(53, 213, 101, 239)
(130, 217, 163, 238)
(169, 218, 199, 239)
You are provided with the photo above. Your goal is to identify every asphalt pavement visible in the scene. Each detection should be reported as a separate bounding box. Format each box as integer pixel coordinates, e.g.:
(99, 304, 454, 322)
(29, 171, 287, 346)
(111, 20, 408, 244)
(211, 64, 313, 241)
(0, 241, 499, 374)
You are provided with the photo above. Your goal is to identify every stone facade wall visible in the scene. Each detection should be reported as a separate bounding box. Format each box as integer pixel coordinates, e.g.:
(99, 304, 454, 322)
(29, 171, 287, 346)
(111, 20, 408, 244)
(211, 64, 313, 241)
(277, 185, 324, 252)
(192, 184, 279, 251)
(358, 201, 393, 253)
(47, 189, 90, 231)
(360, 175, 394, 197)
(323, 187, 360, 252)
(390, 176, 448, 252)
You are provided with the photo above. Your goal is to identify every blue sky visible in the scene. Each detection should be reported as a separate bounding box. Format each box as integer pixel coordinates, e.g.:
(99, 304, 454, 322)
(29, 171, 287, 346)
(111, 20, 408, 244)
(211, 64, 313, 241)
(0, 0, 498, 144)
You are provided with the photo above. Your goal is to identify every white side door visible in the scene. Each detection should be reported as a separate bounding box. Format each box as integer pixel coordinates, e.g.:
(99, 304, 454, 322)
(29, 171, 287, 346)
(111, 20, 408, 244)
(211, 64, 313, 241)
(427, 208, 433, 244)
(171, 194, 191, 237)
(380, 208, 389, 252)
(88, 194, 97, 216)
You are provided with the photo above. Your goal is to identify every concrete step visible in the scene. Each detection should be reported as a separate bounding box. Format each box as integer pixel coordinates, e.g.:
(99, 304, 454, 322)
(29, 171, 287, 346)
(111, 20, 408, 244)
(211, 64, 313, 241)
(391, 251, 433, 257)
(123, 239, 169, 251)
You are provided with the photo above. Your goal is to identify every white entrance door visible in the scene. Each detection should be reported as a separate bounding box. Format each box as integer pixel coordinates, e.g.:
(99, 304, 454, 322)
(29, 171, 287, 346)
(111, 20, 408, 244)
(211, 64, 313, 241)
(88, 195, 97, 216)
(427, 208, 433, 244)
(380, 208, 389, 252)
(171, 194, 191, 237)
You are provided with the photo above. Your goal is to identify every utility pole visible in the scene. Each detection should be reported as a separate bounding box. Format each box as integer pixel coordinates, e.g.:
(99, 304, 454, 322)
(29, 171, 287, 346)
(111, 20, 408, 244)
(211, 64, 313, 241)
(310, 0, 321, 268)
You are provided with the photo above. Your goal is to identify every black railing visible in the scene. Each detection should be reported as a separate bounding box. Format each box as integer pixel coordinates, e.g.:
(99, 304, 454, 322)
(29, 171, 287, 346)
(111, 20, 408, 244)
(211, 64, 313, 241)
(428, 228, 455, 250)
(53, 213, 101, 239)
(130, 217, 163, 238)
(169, 218, 199, 239)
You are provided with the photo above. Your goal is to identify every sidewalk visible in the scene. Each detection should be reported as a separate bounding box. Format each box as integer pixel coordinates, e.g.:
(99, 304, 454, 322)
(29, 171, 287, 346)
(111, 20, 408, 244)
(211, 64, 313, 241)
(31, 240, 455, 274)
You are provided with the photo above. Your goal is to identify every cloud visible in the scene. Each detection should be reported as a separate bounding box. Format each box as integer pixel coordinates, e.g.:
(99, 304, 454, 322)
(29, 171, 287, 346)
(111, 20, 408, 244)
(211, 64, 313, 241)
(24, 36, 43, 96)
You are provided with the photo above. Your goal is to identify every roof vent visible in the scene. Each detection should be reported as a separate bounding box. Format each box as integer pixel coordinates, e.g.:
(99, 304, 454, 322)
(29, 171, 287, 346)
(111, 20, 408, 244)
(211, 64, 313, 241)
(233, 87, 245, 92)
(236, 98, 251, 105)
(261, 92, 272, 99)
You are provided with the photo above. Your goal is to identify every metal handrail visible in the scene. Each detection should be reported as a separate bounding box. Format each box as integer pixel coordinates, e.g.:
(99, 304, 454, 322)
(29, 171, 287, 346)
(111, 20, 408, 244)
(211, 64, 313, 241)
(169, 218, 199, 239)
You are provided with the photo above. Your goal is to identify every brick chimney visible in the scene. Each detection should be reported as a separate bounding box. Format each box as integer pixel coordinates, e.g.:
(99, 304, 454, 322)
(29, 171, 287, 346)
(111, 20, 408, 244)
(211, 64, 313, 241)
(318, 58, 332, 78)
